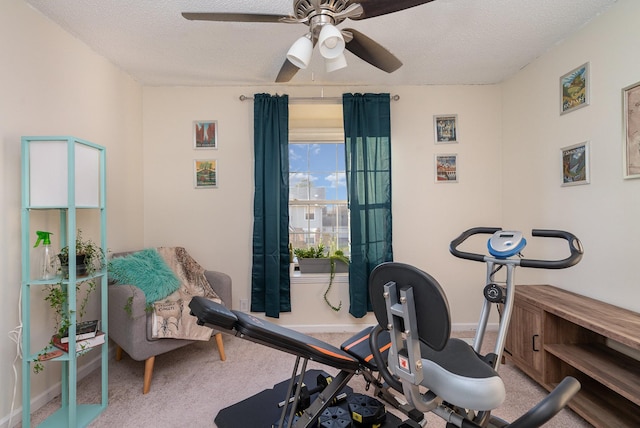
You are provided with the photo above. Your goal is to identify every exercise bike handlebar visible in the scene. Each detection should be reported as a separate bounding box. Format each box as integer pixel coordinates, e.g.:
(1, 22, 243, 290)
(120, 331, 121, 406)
(449, 227, 584, 269)
(449, 227, 502, 262)
(521, 229, 584, 269)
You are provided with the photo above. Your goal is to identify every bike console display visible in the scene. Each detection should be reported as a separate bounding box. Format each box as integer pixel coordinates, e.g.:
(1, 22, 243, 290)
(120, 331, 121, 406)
(487, 231, 526, 258)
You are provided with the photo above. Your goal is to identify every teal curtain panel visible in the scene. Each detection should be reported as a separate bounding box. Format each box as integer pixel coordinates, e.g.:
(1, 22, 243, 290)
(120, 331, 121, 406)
(251, 93, 291, 317)
(343, 93, 393, 318)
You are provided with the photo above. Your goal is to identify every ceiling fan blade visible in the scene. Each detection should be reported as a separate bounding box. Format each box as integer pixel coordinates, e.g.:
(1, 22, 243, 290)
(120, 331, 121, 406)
(181, 12, 292, 23)
(343, 28, 402, 73)
(275, 59, 300, 83)
(348, 0, 435, 20)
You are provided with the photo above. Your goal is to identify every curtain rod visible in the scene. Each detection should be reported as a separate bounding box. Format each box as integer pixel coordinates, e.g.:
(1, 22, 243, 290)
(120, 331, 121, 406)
(238, 94, 400, 104)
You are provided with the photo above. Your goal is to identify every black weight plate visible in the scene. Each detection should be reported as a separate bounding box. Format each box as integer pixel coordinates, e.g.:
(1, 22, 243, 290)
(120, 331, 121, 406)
(348, 394, 386, 426)
(319, 405, 353, 428)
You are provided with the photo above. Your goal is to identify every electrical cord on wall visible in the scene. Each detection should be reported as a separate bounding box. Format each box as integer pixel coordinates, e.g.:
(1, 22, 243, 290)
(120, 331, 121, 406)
(7, 287, 23, 428)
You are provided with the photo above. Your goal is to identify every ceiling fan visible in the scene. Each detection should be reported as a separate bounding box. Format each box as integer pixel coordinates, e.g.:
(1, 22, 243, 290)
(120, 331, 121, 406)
(182, 0, 435, 82)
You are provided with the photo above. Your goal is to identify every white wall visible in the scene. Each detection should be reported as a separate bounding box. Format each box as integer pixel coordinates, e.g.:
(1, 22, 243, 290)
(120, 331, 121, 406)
(501, 0, 640, 312)
(0, 1, 143, 425)
(142, 84, 503, 328)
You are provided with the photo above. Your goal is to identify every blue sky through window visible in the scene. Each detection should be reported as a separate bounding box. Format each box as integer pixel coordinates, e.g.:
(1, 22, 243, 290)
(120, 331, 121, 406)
(289, 143, 347, 201)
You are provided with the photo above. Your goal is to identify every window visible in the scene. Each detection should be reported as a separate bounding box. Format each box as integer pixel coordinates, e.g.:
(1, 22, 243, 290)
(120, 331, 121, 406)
(289, 104, 348, 257)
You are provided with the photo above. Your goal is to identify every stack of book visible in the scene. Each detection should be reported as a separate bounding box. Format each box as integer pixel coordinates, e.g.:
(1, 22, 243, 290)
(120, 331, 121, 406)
(52, 320, 105, 353)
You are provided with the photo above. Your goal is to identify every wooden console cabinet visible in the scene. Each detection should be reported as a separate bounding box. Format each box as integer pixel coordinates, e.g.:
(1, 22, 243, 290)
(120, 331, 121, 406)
(504, 285, 640, 427)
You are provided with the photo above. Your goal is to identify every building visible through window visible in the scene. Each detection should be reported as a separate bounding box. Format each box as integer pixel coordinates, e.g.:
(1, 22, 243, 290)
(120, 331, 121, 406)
(289, 103, 348, 258)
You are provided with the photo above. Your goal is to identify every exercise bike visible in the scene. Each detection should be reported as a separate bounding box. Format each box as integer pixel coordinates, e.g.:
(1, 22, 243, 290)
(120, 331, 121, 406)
(188, 227, 583, 428)
(366, 227, 584, 427)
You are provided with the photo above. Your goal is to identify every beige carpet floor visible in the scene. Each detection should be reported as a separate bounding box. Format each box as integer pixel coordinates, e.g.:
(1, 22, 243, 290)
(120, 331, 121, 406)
(26, 331, 591, 427)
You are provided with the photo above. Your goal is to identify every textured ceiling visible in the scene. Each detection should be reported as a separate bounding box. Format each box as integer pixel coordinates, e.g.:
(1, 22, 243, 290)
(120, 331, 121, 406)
(24, 0, 617, 86)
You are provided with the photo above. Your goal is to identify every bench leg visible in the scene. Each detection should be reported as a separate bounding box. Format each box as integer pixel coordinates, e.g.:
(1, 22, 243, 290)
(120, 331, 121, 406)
(143, 356, 155, 394)
(214, 332, 226, 361)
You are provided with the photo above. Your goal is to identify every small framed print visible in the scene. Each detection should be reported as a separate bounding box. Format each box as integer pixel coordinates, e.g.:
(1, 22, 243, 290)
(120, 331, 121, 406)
(561, 142, 590, 186)
(193, 120, 218, 149)
(433, 114, 459, 144)
(435, 154, 458, 183)
(194, 159, 218, 188)
(560, 62, 590, 115)
(623, 81, 640, 179)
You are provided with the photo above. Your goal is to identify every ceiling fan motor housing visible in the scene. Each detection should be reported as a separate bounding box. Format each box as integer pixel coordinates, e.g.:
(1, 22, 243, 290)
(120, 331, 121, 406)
(294, 0, 352, 25)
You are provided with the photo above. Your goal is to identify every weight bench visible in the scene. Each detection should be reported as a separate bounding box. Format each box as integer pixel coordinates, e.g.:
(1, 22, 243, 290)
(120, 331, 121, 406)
(189, 262, 579, 428)
(188, 298, 364, 428)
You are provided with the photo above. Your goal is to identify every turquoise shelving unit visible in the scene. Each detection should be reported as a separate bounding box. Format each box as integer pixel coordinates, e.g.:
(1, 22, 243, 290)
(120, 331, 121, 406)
(21, 136, 108, 427)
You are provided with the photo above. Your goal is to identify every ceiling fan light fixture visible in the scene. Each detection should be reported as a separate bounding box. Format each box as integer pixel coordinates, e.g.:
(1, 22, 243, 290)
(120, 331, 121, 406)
(325, 53, 347, 72)
(286, 34, 313, 69)
(318, 24, 345, 59)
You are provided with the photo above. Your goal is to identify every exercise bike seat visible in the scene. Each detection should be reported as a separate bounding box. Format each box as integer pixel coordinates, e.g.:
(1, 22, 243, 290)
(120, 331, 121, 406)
(349, 325, 505, 411)
(417, 338, 505, 410)
(369, 262, 506, 412)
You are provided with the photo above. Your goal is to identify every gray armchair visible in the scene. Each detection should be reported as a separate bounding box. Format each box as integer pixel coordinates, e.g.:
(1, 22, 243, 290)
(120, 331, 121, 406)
(108, 252, 232, 394)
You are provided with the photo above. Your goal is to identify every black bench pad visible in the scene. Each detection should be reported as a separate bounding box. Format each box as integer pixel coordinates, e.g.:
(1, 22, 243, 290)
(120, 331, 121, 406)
(189, 296, 360, 372)
(341, 326, 391, 371)
(189, 295, 239, 331)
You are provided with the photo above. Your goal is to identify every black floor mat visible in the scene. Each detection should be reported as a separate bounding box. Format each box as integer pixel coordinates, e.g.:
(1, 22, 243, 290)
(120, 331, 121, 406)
(215, 369, 404, 428)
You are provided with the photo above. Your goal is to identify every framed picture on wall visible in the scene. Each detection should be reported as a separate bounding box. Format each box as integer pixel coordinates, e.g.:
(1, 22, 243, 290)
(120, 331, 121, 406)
(193, 120, 218, 149)
(433, 114, 459, 144)
(194, 159, 218, 188)
(435, 154, 458, 183)
(561, 142, 590, 186)
(623, 80, 640, 179)
(560, 62, 590, 115)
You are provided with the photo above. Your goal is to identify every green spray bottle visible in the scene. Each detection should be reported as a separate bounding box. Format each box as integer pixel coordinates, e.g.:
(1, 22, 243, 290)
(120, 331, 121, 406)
(34, 231, 57, 280)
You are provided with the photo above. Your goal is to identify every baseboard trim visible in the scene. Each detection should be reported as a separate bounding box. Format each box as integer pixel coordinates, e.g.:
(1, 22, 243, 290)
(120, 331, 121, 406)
(289, 322, 499, 334)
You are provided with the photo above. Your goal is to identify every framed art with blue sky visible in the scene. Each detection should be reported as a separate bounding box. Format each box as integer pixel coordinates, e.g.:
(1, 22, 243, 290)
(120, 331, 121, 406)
(194, 159, 217, 188)
(560, 63, 590, 115)
(435, 154, 458, 183)
(193, 120, 218, 149)
(433, 114, 459, 144)
(561, 142, 590, 186)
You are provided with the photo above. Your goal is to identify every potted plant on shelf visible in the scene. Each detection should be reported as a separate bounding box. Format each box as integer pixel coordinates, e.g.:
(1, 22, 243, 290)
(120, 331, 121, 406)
(57, 229, 105, 278)
(33, 230, 106, 373)
(34, 278, 101, 373)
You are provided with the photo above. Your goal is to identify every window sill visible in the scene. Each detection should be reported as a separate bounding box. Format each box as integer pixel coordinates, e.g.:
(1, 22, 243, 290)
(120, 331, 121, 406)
(290, 272, 348, 285)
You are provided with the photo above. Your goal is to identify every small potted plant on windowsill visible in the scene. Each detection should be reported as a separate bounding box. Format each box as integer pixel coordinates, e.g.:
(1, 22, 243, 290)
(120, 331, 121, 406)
(293, 244, 350, 312)
(294, 244, 349, 274)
